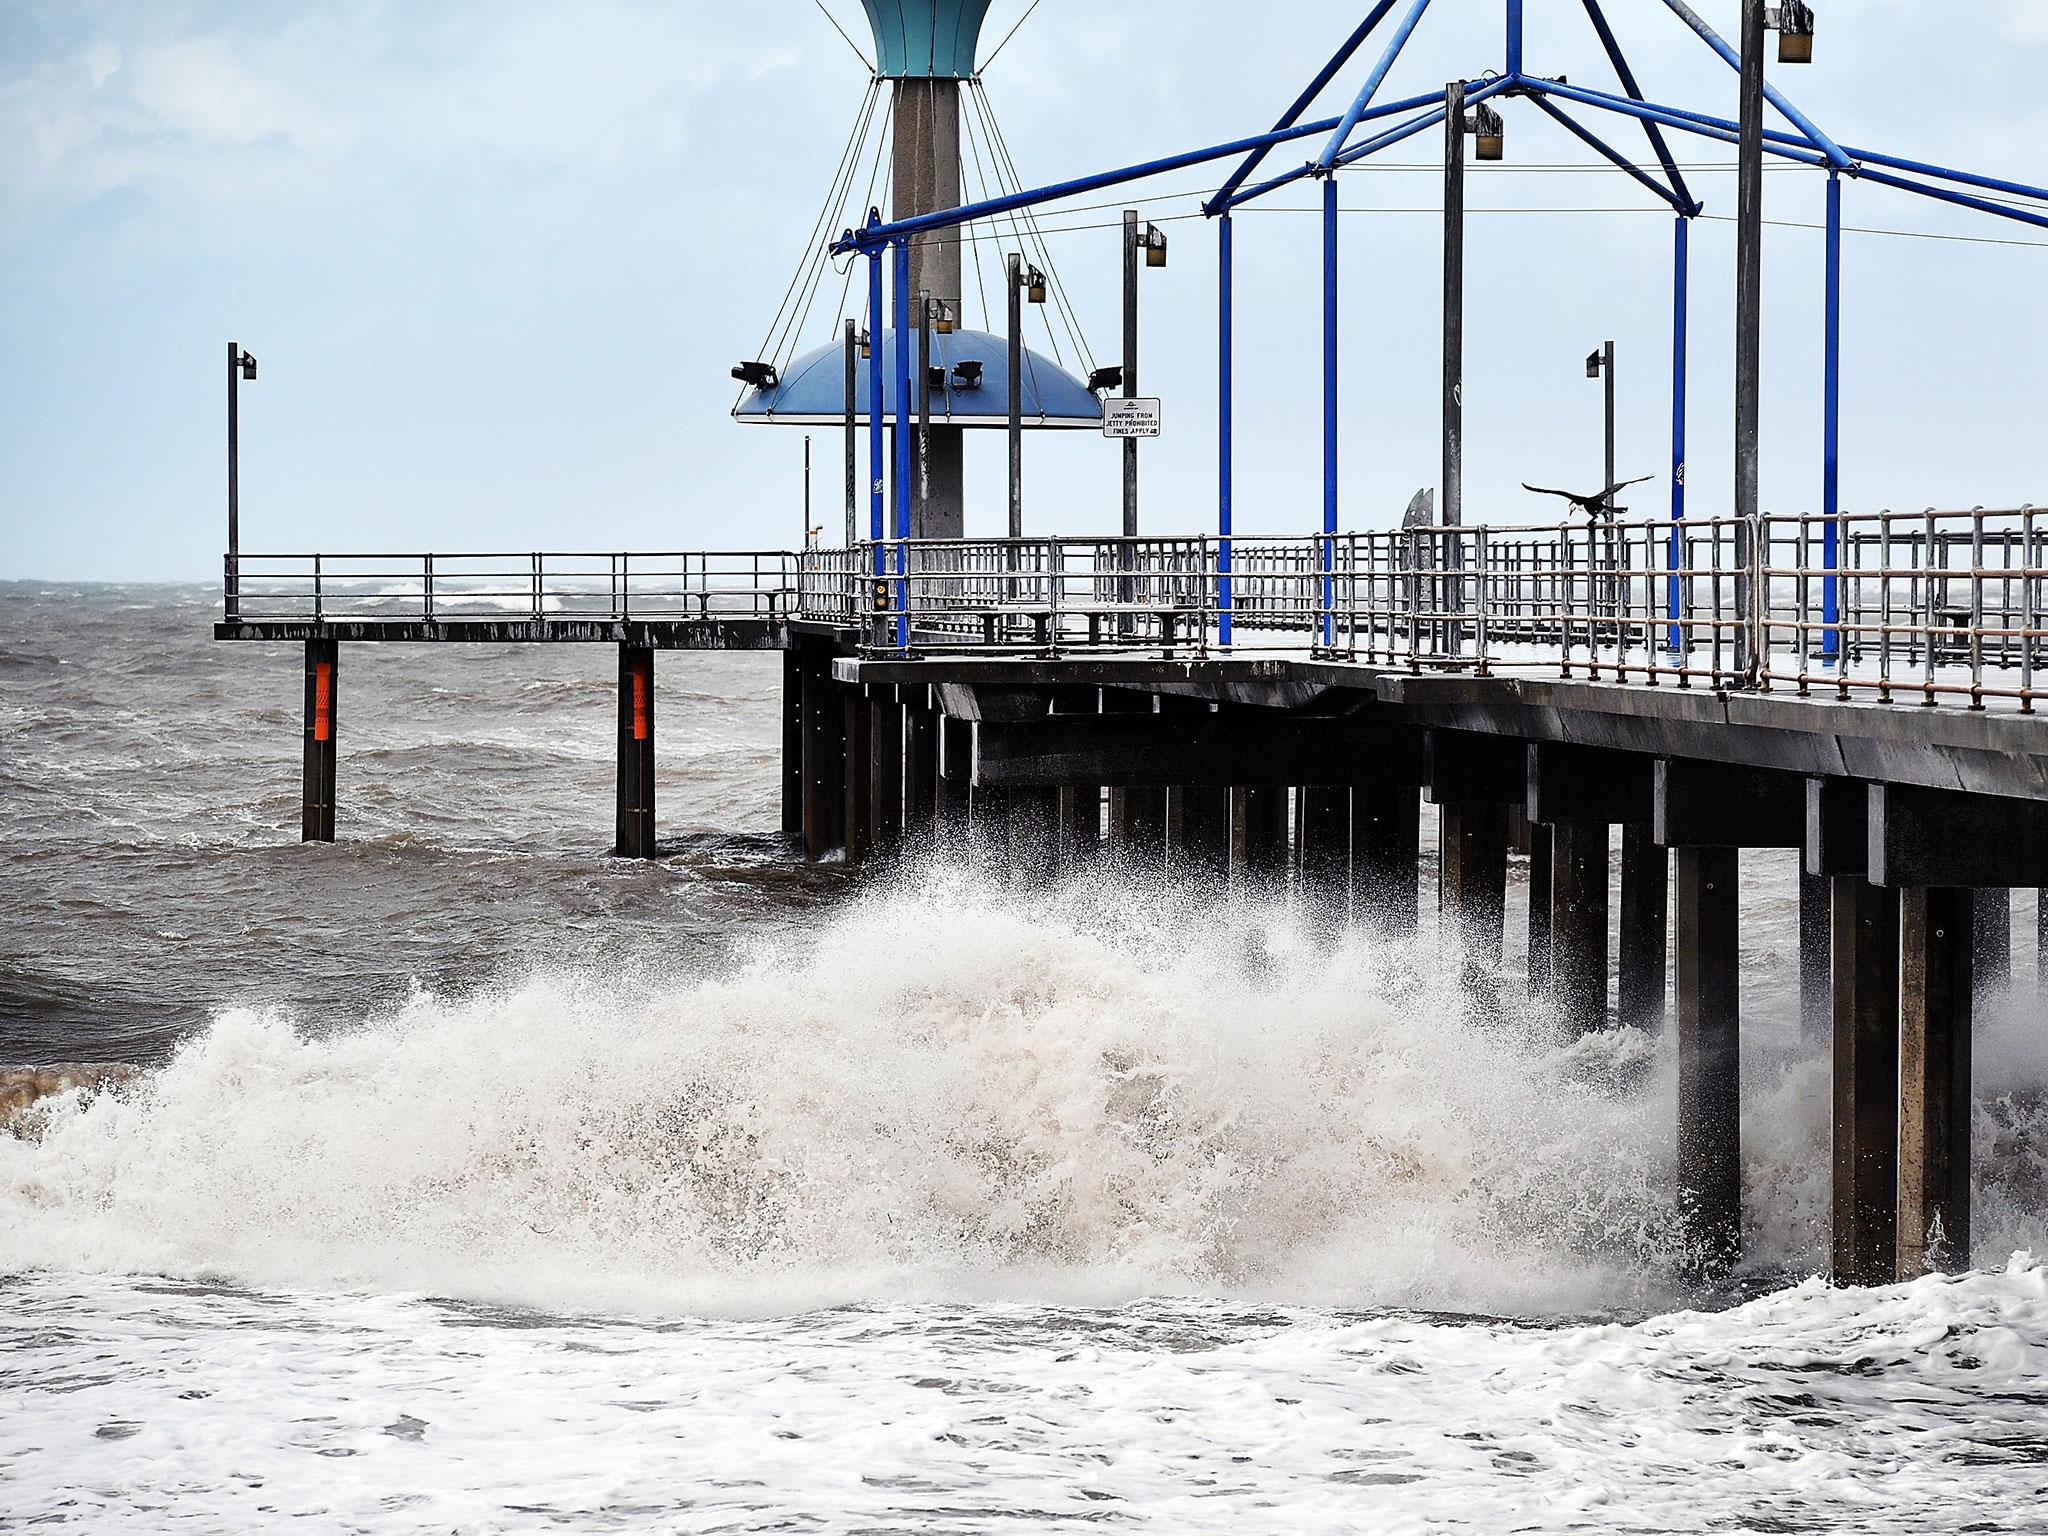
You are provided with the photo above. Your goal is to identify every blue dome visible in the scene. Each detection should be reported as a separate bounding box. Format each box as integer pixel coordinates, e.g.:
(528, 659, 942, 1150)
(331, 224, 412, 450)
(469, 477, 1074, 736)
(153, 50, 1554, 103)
(733, 327, 1103, 430)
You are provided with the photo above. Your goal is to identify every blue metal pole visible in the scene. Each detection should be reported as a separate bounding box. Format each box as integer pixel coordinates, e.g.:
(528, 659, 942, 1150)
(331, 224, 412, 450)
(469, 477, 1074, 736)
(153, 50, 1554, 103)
(1506, 0, 1523, 77)
(1206, 0, 1404, 215)
(1316, 0, 1434, 170)
(1322, 173, 1338, 649)
(1822, 169, 1842, 663)
(1668, 213, 1689, 653)
(1218, 212, 1234, 648)
(892, 240, 911, 652)
(868, 251, 885, 570)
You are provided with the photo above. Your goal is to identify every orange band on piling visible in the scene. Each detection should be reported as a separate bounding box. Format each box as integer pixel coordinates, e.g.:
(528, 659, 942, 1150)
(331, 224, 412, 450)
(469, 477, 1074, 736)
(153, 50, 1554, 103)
(313, 661, 333, 742)
(633, 665, 649, 741)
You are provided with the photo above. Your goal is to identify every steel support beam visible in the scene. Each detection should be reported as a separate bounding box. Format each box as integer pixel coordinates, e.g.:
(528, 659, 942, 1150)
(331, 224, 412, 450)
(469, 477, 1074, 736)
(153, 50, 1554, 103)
(781, 648, 804, 843)
(799, 649, 844, 861)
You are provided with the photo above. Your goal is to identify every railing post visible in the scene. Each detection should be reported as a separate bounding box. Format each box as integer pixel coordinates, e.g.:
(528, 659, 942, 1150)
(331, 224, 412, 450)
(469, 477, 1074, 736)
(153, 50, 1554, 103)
(531, 552, 542, 621)
(424, 553, 434, 622)
(313, 552, 323, 622)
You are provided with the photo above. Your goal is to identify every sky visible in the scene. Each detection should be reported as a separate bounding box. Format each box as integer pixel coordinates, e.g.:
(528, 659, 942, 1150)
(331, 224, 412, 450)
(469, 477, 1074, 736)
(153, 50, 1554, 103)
(3, 0, 2047, 580)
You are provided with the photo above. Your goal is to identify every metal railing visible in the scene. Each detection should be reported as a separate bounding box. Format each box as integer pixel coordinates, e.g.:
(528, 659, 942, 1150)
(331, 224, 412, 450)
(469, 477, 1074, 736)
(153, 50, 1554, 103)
(224, 551, 799, 624)
(793, 507, 2048, 711)
(221, 507, 2048, 712)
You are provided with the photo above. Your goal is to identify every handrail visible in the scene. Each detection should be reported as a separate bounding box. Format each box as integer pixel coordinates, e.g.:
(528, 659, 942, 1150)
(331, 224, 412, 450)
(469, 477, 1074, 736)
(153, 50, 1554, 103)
(221, 508, 2048, 712)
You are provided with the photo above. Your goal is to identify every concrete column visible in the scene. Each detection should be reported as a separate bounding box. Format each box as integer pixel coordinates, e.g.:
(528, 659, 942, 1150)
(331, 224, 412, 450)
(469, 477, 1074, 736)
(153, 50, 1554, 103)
(1177, 786, 1232, 886)
(614, 644, 656, 859)
(1058, 786, 1100, 867)
(936, 713, 971, 855)
(1357, 784, 1421, 936)
(799, 651, 844, 862)
(1832, 875, 1900, 1287)
(891, 77, 964, 540)
(842, 687, 874, 867)
(1526, 821, 1554, 995)
(1551, 822, 1611, 1032)
(780, 649, 803, 844)
(1799, 867, 1832, 1041)
(1674, 846, 1741, 1272)
(302, 638, 338, 844)
(1237, 787, 1291, 888)
(1899, 885, 1973, 1278)
(868, 688, 905, 859)
(1298, 786, 1352, 923)
(1973, 888, 2011, 994)
(1618, 826, 1669, 1032)
(1007, 785, 1062, 884)
(1440, 801, 1509, 975)
(904, 691, 938, 843)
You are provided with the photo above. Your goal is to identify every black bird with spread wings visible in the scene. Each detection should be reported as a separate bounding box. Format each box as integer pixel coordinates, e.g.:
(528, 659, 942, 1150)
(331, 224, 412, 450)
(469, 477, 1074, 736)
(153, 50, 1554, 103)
(1521, 475, 1654, 519)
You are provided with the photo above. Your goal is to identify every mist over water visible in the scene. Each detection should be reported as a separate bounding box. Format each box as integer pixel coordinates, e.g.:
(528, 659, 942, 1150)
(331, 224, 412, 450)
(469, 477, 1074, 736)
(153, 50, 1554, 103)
(6, 584, 2048, 1530)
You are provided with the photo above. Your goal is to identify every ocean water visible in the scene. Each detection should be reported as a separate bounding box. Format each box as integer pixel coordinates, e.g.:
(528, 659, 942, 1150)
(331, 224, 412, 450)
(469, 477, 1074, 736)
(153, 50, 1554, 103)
(4, 581, 2047, 1533)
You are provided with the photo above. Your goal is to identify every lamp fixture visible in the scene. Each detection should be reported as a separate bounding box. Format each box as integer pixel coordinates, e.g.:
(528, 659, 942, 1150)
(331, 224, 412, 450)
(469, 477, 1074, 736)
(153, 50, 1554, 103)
(731, 360, 778, 390)
(1470, 104, 1506, 162)
(1087, 365, 1123, 394)
(950, 360, 983, 391)
(1140, 223, 1168, 268)
(1769, 2, 1816, 63)
(1025, 265, 1047, 304)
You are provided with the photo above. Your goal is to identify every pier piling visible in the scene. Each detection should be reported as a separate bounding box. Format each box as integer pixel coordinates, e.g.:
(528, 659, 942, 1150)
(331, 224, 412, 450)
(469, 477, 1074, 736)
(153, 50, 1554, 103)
(1550, 822, 1611, 1034)
(1898, 885, 1974, 1277)
(1526, 820, 1554, 995)
(1238, 786, 1291, 889)
(937, 713, 971, 852)
(1674, 846, 1741, 1272)
(905, 690, 938, 841)
(781, 650, 803, 843)
(1356, 784, 1421, 936)
(1831, 875, 1900, 1287)
(1617, 826, 1669, 1033)
(843, 686, 874, 865)
(1973, 888, 2011, 993)
(301, 638, 338, 843)
(1297, 786, 1352, 923)
(869, 687, 905, 858)
(798, 649, 845, 861)
(614, 644, 655, 859)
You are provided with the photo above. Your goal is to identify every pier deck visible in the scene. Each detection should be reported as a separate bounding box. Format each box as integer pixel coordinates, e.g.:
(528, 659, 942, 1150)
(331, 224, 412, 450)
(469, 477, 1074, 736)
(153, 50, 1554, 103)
(215, 507, 2048, 1294)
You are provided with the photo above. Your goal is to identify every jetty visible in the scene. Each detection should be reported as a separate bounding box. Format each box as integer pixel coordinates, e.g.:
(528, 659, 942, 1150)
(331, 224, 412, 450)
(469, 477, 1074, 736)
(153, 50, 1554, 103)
(215, 0, 2048, 1291)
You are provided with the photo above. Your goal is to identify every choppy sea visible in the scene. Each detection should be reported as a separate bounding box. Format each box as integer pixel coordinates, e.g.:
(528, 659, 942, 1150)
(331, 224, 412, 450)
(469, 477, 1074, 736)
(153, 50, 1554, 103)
(3, 581, 2046, 1533)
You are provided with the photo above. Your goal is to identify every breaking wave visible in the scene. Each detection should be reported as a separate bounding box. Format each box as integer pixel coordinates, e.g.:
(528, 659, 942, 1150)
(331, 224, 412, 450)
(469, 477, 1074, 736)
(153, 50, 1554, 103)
(5, 865, 2046, 1319)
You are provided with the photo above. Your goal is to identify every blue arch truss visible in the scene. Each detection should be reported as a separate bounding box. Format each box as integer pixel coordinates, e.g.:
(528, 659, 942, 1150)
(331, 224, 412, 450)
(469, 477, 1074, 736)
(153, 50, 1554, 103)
(829, 1, 2048, 651)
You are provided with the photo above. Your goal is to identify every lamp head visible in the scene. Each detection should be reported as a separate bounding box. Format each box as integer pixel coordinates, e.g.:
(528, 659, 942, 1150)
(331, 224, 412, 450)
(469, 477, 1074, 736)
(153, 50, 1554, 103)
(1141, 223, 1167, 268)
(1473, 105, 1506, 162)
(731, 360, 779, 390)
(1087, 365, 1123, 394)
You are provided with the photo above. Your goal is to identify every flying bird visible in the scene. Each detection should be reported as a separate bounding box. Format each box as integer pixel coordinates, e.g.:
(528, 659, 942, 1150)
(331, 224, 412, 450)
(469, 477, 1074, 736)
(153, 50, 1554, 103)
(1521, 475, 1654, 520)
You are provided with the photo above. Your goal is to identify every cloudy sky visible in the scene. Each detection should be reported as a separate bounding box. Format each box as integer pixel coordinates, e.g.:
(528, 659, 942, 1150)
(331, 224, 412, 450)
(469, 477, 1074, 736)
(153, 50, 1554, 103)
(4, 0, 2047, 579)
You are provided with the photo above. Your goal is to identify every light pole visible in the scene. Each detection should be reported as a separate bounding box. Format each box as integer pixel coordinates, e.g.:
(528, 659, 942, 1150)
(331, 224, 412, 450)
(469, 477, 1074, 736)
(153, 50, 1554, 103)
(226, 342, 257, 619)
(1587, 340, 1616, 494)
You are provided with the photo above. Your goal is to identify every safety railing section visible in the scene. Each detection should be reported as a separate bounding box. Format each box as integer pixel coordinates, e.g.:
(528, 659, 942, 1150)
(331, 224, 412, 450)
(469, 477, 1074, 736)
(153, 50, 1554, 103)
(794, 508, 2048, 710)
(224, 551, 801, 624)
(1756, 508, 2048, 709)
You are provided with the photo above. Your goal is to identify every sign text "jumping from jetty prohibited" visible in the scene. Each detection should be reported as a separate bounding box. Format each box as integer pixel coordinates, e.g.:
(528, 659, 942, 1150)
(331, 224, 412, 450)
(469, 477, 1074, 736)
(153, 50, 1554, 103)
(1101, 398, 1162, 438)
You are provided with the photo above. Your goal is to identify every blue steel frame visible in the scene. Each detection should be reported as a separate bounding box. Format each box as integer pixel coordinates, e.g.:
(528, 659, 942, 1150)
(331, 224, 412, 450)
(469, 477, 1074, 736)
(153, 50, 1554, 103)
(826, 6, 2048, 660)
(1218, 212, 1234, 645)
